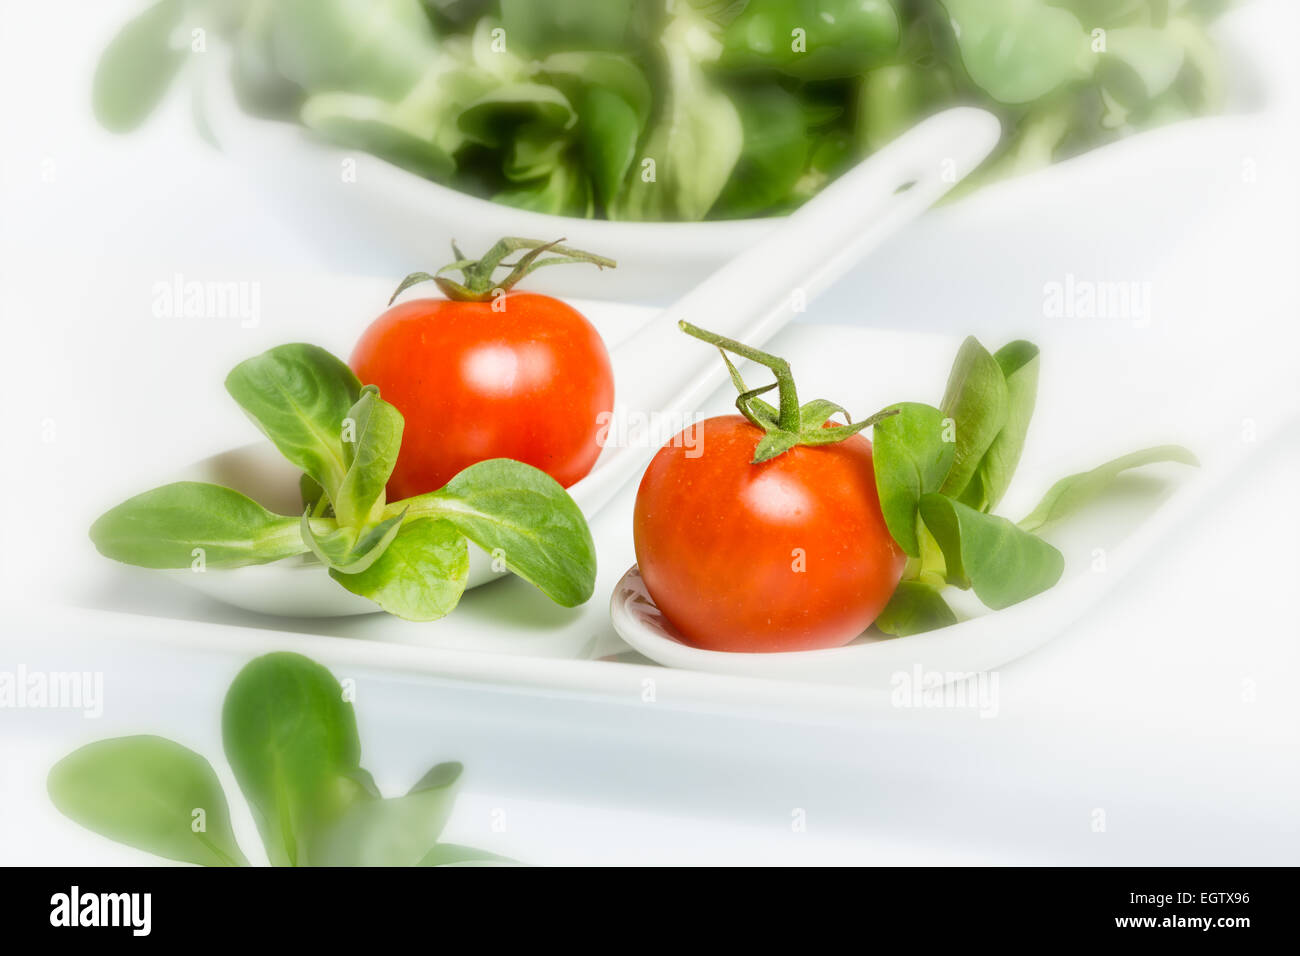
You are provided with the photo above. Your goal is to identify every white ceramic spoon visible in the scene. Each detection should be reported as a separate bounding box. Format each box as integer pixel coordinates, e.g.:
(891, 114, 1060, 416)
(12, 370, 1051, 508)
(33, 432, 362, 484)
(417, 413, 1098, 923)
(566, 107, 999, 517)
(170, 108, 1000, 617)
(607, 447, 1245, 685)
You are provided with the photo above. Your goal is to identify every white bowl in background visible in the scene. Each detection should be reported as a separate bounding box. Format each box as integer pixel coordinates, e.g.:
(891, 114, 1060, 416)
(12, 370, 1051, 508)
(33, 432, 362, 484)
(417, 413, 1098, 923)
(198, 3, 1281, 305)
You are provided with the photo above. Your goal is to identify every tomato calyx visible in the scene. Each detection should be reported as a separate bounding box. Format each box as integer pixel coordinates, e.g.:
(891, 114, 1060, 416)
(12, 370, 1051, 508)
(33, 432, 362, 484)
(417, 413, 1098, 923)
(680, 320, 898, 464)
(388, 237, 617, 304)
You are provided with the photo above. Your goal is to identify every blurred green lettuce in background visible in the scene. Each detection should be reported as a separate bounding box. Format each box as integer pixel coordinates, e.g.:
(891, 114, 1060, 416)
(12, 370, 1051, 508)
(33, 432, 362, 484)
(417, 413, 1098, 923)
(48, 652, 513, 866)
(96, 0, 1233, 221)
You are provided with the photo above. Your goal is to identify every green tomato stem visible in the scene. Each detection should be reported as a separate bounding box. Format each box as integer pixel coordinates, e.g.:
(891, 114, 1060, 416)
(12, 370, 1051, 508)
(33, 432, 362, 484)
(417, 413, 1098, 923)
(390, 237, 616, 304)
(678, 320, 802, 432)
(679, 320, 898, 464)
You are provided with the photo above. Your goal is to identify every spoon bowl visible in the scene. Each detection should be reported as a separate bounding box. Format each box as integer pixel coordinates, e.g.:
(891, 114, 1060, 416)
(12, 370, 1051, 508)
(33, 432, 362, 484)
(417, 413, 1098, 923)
(609, 562, 1097, 687)
(165, 442, 507, 617)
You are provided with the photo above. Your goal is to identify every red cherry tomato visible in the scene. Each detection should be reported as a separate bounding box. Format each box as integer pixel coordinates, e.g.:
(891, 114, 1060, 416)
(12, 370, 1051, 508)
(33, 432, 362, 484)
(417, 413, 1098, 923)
(633, 415, 905, 652)
(350, 292, 614, 498)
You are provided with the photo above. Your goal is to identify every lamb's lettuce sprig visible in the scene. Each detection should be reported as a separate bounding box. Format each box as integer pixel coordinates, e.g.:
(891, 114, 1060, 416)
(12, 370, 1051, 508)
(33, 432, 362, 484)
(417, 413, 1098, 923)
(89, 343, 597, 620)
(48, 652, 514, 866)
(871, 336, 1197, 636)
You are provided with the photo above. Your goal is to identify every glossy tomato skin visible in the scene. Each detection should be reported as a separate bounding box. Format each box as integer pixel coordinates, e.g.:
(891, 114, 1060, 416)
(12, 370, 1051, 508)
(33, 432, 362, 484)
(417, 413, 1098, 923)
(633, 415, 905, 653)
(350, 292, 614, 498)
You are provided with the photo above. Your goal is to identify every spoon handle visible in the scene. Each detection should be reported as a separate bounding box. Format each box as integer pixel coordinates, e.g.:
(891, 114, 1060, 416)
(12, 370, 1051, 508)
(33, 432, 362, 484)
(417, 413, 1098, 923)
(572, 107, 1001, 516)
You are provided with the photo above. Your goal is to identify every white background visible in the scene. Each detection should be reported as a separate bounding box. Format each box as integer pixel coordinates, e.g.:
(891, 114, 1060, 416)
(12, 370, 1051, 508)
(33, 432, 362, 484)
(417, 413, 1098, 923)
(1, 0, 1297, 865)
